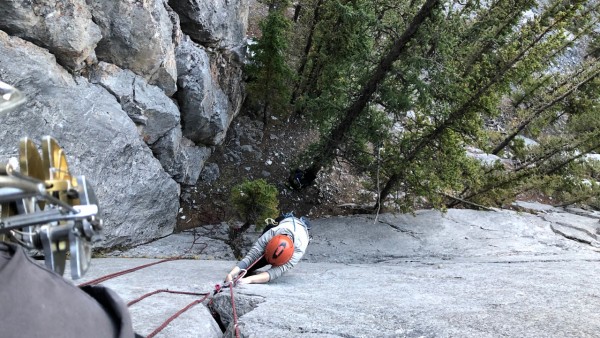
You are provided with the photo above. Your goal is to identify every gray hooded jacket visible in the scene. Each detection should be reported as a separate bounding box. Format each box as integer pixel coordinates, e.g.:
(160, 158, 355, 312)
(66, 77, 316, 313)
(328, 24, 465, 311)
(237, 217, 310, 281)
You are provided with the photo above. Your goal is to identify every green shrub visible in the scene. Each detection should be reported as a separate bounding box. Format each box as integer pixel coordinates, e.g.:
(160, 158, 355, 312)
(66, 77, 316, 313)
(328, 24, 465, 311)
(230, 179, 279, 230)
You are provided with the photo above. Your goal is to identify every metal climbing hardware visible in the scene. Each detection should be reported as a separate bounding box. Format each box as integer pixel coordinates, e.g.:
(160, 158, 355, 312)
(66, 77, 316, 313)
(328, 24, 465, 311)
(0, 135, 102, 279)
(265, 218, 278, 226)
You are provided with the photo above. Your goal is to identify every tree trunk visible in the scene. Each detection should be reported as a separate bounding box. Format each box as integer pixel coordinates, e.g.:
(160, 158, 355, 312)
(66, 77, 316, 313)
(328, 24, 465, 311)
(299, 0, 441, 185)
(293, 3, 302, 22)
(375, 8, 574, 207)
(262, 68, 275, 127)
(291, 0, 323, 106)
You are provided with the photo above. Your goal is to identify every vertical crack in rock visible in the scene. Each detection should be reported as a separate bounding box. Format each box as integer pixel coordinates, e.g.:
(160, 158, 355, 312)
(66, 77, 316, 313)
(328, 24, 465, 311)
(208, 292, 265, 336)
(164, 1, 182, 44)
(209, 305, 227, 333)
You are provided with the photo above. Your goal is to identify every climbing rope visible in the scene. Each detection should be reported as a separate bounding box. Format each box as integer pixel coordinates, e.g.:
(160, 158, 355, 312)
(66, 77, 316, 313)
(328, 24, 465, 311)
(138, 257, 260, 338)
(146, 294, 211, 338)
(230, 283, 241, 338)
(80, 239, 265, 338)
(127, 289, 208, 307)
(78, 258, 179, 287)
(226, 253, 264, 338)
(79, 231, 207, 287)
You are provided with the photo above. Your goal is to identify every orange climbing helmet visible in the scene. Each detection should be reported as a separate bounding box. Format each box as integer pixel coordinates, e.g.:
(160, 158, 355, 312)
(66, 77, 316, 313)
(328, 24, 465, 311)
(265, 235, 294, 266)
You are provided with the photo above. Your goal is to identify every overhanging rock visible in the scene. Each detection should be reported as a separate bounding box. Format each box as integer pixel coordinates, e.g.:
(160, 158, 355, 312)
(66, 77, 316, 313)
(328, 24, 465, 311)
(169, 0, 249, 49)
(0, 0, 101, 71)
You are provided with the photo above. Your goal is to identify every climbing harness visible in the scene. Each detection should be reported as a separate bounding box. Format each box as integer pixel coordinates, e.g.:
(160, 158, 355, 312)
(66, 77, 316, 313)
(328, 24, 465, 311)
(266, 213, 311, 233)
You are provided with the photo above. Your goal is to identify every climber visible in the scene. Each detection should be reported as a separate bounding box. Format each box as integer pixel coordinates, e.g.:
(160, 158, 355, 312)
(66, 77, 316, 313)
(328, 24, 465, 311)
(225, 214, 311, 284)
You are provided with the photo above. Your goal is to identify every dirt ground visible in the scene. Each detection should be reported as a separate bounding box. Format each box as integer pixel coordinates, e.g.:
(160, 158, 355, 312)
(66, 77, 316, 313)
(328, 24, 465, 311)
(175, 1, 572, 232)
(175, 0, 374, 234)
(246, 0, 268, 39)
(176, 109, 370, 232)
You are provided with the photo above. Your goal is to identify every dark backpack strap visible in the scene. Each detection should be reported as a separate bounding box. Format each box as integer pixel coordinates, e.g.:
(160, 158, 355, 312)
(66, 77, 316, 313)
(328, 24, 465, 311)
(261, 223, 278, 235)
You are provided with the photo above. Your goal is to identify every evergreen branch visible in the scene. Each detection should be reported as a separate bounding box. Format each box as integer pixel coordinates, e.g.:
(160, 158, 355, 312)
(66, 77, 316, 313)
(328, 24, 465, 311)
(301, 0, 441, 184)
(491, 64, 600, 155)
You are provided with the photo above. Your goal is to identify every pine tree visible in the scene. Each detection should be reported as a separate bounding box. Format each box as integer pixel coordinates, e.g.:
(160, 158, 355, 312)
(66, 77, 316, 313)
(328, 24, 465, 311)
(277, 0, 599, 212)
(245, 0, 294, 126)
(454, 71, 600, 208)
(375, 0, 593, 210)
(291, 0, 377, 120)
(447, 1, 600, 208)
(292, 0, 441, 187)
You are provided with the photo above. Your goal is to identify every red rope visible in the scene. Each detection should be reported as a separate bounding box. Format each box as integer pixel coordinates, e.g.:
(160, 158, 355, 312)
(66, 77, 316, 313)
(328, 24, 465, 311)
(240, 253, 265, 278)
(230, 284, 241, 338)
(79, 232, 207, 287)
(226, 253, 264, 338)
(115, 254, 266, 337)
(79, 258, 178, 287)
(127, 289, 208, 307)
(81, 232, 264, 338)
(145, 293, 211, 338)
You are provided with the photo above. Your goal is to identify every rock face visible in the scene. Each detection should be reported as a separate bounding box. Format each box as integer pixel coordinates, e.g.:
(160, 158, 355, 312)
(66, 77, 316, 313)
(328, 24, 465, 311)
(0, 0, 248, 245)
(90, 62, 181, 145)
(89, 0, 178, 95)
(78, 206, 600, 337)
(0, 31, 179, 246)
(152, 128, 212, 186)
(176, 36, 234, 146)
(0, 0, 101, 71)
(169, 0, 249, 49)
(89, 61, 211, 185)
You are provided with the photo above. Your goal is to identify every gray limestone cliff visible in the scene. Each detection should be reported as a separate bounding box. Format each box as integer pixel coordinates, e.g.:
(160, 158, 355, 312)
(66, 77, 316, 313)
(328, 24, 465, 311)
(0, 0, 248, 246)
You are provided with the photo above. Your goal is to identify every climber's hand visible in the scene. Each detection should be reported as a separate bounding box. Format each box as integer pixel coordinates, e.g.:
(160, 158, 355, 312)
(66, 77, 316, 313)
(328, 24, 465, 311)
(225, 266, 241, 283)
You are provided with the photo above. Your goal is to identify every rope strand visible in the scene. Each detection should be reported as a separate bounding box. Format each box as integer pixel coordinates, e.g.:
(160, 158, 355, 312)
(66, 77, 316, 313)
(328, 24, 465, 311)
(146, 295, 210, 338)
(80, 234, 264, 337)
(79, 232, 206, 287)
(79, 258, 179, 287)
(127, 289, 208, 307)
(230, 284, 241, 338)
